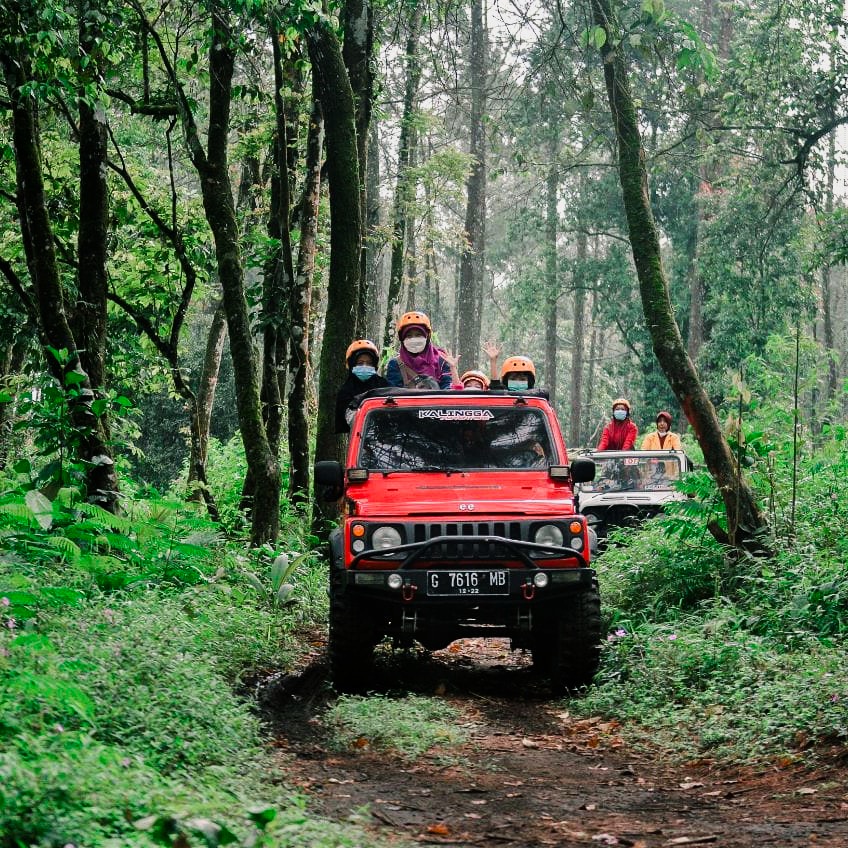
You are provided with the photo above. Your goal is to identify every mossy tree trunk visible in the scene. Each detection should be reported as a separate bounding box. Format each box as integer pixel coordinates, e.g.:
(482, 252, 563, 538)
(141, 0, 280, 543)
(382, 0, 423, 352)
(1, 32, 119, 511)
(456, 0, 487, 370)
(307, 20, 362, 525)
(590, 0, 769, 552)
(289, 92, 324, 505)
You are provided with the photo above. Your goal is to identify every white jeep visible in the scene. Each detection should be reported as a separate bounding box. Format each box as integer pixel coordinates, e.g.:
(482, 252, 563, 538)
(575, 450, 691, 543)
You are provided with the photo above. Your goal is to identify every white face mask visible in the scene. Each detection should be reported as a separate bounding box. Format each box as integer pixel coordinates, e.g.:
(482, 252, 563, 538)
(403, 336, 427, 354)
(613, 409, 628, 421)
(507, 379, 529, 392)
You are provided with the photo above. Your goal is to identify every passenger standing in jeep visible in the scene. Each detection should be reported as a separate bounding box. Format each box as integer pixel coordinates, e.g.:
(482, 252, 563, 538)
(385, 311, 454, 390)
(335, 339, 389, 433)
(597, 398, 638, 450)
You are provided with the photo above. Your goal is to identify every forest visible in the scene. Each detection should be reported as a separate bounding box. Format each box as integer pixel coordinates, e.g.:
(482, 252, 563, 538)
(2, 0, 848, 845)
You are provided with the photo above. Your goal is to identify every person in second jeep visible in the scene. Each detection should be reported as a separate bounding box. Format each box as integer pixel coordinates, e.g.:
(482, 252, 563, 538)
(597, 398, 638, 450)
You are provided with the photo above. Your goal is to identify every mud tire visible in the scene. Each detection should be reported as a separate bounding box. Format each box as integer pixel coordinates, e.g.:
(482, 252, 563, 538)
(542, 584, 602, 695)
(328, 578, 379, 693)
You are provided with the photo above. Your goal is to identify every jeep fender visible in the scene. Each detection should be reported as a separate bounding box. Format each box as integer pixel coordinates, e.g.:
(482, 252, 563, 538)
(328, 528, 345, 570)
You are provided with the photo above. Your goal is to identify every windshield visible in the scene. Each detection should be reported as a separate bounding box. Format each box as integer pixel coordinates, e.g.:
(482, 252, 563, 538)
(357, 406, 556, 471)
(581, 454, 682, 492)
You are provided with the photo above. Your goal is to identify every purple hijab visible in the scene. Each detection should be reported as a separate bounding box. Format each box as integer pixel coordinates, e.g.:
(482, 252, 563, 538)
(399, 325, 443, 379)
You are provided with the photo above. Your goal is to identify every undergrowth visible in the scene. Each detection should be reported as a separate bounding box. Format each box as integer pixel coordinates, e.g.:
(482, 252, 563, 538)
(572, 390, 848, 767)
(0, 470, 369, 848)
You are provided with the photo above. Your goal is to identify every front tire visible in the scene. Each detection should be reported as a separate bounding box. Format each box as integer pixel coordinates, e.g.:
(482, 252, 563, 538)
(328, 576, 380, 693)
(548, 584, 602, 695)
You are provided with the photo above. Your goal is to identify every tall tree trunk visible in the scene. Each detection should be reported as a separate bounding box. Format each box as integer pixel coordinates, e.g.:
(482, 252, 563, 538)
(821, 125, 838, 404)
(544, 162, 558, 404)
(364, 118, 384, 341)
(382, 0, 424, 351)
(590, 0, 768, 552)
(187, 299, 227, 519)
(342, 0, 375, 336)
(263, 30, 297, 460)
(1, 37, 119, 511)
(586, 288, 599, 445)
(569, 228, 588, 447)
(456, 0, 487, 370)
(75, 0, 109, 397)
(0, 333, 28, 470)
(307, 20, 362, 525)
(288, 94, 324, 505)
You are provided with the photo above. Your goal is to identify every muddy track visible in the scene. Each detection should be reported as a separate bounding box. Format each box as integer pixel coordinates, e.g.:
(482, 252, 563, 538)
(260, 638, 848, 847)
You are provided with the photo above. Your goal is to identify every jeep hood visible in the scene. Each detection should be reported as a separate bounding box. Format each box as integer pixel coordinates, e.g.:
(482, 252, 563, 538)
(347, 473, 576, 517)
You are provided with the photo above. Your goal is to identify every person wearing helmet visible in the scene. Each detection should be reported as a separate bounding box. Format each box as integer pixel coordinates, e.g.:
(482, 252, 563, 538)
(488, 355, 536, 392)
(641, 411, 682, 450)
(460, 369, 490, 390)
(335, 339, 389, 433)
(597, 398, 638, 450)
(386, 310, 453, 390)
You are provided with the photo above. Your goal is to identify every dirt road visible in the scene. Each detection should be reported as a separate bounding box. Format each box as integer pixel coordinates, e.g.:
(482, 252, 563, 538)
(263, 638, 848, 847)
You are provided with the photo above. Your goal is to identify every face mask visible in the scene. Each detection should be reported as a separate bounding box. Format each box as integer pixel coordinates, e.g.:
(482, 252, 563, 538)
(507, 379, 529, 392)
(613, 409, 627, 421)
(352, 365, 376, 381)
(403, 336, 427, 354)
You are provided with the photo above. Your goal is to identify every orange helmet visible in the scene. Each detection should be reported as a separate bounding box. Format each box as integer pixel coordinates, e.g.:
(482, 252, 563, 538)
(345, 339, 379, 367)
(612, 397, 631, 411)
(460, 369, 490, 389)
(396, 310, 432, 338)
(501, 356, 536, 388)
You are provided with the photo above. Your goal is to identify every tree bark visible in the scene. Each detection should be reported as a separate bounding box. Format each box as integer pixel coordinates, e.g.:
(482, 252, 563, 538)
(1, 34, 119, 511)
(364, 118, 384, 341)
(187, 299, 227, 519)
(342, 0, 375, 335)
(544, 162, 559, 404)
(569, 228, 588, 447)
(288, 93, 324, 505)
(456, 0, 487, 370)
(307, 20, 362, 525)
(590, 0, 769, 552)
(382, 0, 424, 351)
(75, 0, 109, 396)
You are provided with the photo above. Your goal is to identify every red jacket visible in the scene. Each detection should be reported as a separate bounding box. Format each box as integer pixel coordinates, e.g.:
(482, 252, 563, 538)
(597, 418, 638, 450)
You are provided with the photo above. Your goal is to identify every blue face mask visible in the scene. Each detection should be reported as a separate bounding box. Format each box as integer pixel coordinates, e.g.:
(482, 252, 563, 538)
(352, 365, 376, 381)
(507, 379, 529, 392)
(613, 409, 628, 421)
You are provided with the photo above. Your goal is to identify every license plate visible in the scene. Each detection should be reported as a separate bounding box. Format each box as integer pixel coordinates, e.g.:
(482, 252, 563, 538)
(426, 570, 509, 596)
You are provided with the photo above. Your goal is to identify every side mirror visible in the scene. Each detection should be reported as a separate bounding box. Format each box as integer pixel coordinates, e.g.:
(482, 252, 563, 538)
(570, 457, 596, 484)
(314, 461, 344, 490)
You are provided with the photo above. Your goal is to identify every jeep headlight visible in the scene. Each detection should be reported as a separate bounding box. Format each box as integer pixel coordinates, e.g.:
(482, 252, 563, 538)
(371, 526, 402, 550)
(534, 524, 563, 547)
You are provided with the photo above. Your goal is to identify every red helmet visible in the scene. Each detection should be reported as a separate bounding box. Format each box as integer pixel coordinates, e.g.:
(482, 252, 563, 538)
(345, 339, 379, 367)
(656, 410, 672, 425)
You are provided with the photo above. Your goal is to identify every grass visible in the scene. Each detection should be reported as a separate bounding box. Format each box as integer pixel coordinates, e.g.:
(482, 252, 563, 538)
(0, 482, 380, 848)
(324, 695, 471, 760)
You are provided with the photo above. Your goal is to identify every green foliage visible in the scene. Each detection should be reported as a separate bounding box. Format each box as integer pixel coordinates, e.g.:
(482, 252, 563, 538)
(324, 695, 469, 759)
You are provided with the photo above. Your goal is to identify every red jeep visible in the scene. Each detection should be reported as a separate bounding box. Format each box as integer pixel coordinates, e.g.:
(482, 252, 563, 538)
(314, 388, 599, 694)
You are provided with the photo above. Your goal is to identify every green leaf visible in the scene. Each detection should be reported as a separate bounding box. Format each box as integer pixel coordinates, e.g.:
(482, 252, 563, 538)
(12, 459, 32, 474)
(25, 490, 53, 530)
(91, 398, 109, 416)
(0, 390, 12, 403)
(247, 806, 278, 827)
(593, 26, 607, 49)
(114, 395, 133, 408)
(64, 369, 87, 386)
